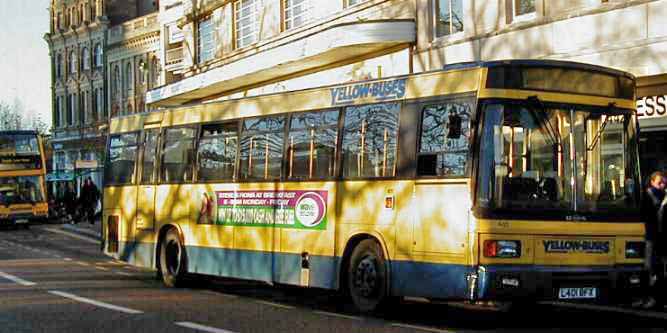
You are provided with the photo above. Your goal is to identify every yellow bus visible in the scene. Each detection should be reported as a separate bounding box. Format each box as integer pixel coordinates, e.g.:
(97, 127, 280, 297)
(0, 130, 49, 228)
(103, 60, 645, 312)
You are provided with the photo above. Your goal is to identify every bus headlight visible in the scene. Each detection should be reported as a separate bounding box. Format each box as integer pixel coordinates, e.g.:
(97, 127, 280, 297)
(483, 240, 521, 258)
(625, 241, 645, 259)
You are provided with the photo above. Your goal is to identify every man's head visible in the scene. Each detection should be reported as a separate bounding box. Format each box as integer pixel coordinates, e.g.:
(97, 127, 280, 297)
(650, 171, 665, 190)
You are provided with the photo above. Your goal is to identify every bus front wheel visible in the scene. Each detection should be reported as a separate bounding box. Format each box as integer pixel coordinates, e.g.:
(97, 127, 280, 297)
(347, 239, 389, 313)
(159, 229, 188, 288)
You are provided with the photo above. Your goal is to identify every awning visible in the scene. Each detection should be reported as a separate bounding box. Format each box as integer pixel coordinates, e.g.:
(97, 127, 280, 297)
(146, 20, 416, 107)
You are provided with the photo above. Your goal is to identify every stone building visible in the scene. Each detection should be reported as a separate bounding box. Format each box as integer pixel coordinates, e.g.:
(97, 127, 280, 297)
(45, 0, 158, 196)
(144, 0, 667, 178)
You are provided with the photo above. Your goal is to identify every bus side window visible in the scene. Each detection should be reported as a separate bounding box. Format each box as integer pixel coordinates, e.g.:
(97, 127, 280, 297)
(160, 127, 197, 183)
(341, 103, 400, 179)
(287, 109, 339, 180)
(197, 122, 239, 182)
(417, 100, 473, 177)
(239, 115, 286, 181)
(105, 132, 140, 185)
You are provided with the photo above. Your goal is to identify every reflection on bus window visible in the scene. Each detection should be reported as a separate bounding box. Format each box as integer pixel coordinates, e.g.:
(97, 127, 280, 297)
(106, 132, 139, 185)
(341, 103, 400, 178)
(161, 127, 196, 183)
(198, 123, 238, 182)
(288, 110, 339, 180)
(240, 116, 285, 180)
(418, 99, 474, 177)
(0, 176, 44, 205)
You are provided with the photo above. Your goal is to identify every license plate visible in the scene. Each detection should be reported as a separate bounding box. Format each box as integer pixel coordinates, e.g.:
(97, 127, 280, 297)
(15, 219, 28, 224)
(558, 287, 597, 299)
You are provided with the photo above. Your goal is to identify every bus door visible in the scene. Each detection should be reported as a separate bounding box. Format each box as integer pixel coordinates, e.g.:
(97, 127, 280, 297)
(411, 100, 474, 257)
(136, 127, 160, 233)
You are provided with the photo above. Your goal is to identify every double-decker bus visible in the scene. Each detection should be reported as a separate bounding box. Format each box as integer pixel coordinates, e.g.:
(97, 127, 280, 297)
(103, 60, 644, 312)
(0, 130, 48, 228)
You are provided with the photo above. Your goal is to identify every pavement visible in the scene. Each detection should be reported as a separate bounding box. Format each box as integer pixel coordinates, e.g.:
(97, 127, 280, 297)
(60, 215, 102, 240)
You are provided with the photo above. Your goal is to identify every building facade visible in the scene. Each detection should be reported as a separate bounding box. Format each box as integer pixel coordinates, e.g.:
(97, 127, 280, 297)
(144, 0, 667, 180)
(107, 13, 161, 118)
(45, 0, 158, 197)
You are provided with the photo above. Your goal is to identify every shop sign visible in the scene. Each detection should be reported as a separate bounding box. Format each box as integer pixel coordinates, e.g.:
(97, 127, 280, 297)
(46, 171, 74, 181)
(636, 95, 667, 118)
(75, 160, 98, 169)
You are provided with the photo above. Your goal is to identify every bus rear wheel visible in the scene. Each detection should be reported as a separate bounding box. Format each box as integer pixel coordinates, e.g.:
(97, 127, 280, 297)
(347, 239, 389, 313)
(159, 229, 188, 288)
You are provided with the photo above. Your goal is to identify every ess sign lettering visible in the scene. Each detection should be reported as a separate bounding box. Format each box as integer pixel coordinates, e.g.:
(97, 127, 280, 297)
(637, 95, 667, 118)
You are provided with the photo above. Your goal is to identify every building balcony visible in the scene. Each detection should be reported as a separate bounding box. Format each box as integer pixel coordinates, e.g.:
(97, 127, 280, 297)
(147, 20, 416, 107)
(108, 13, 159, 45)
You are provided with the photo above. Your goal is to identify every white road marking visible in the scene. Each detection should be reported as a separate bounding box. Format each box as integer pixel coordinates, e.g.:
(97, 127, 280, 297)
(0, 271, 36, 286)
(543, 301, 667, 320)
(43, 228, 98, 244)
(48, 290, 143, 314)
(94, 266, 109, 271)
(115, 272, 135, 277)
(106, 261, 125, 266)
(75, 261, 90, 267)
(175, 322, 237, 333)
(255, 300, 296, 309)
(391, 323, 456, 333)
(63, 258, 73, 261)
(313, 310, 362, 321)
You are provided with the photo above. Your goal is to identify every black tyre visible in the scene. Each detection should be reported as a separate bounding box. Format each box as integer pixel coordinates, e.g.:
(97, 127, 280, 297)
(347, 239, 389, 313)
(159, 229, 188, 287)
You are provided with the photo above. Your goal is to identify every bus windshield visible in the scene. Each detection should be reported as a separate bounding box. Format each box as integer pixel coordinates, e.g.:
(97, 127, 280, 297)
(0, 176, 44, 205)
(0, 133, 40, 155)
(476, 101, 640, 219)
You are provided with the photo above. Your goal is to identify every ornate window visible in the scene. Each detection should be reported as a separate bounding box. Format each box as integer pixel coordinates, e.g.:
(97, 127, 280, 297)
(81, 47, 90, 71)
(94, 43, 103, 67)
(69, 51, 77, 74)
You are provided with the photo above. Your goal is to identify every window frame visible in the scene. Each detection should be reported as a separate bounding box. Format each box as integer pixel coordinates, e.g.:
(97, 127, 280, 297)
(511, 0, 537, 23)
(69, 50, 77, 74)
(434, 0, 464, 40)
(94, 43, 103, 68)
(233, 0, 260, 50)
(197, 16, 216, 64)
(159, 125, 199, 184)
(81, 47, 90, 71)
(345, 0, 369, 7)
(282, 0, 313, 31)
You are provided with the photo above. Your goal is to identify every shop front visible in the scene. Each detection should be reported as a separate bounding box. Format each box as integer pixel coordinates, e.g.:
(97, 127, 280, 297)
(637, 74, 667, 181)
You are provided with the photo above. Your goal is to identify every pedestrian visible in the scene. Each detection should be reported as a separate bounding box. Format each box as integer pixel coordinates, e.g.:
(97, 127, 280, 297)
(640, 171, 666, 309)
(63, 182, 77, 224)
(85, 177, 100, 225)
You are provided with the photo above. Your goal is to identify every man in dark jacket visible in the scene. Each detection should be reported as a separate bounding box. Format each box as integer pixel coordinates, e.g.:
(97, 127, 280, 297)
(641, 171, 665, 309)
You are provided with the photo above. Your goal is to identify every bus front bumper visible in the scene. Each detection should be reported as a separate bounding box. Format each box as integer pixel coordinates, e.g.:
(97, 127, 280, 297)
(472, 265, 646, 303)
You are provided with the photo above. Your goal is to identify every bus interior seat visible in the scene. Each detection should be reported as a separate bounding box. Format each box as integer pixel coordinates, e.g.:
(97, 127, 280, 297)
(503, 177, 538, 201)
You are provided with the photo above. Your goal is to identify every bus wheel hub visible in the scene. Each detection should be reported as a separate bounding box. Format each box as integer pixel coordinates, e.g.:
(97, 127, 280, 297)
(354, 257, 378, 297)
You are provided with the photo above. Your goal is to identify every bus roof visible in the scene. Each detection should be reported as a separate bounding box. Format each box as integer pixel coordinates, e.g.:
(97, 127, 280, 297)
(444, 59, 635, 80)
(0, 130, 39, 136)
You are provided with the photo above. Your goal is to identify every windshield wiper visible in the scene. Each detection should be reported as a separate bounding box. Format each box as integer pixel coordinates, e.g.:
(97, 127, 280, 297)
(586, 102, 616, 151)
(526, 96, 562, 151)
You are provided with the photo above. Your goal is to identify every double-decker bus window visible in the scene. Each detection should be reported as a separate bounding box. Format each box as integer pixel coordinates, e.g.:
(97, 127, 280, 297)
(239, 116, 285, 180)
(106, 132, 139, 185)
(287, 110, 339, 180)
(341, 103, 400, 178)
(197, 123, 239, 182)
(140, 130, 159, 184)
(418, 99, 474, 177)
(0, 176, 44, 205)
(160, 127, 197, 183)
